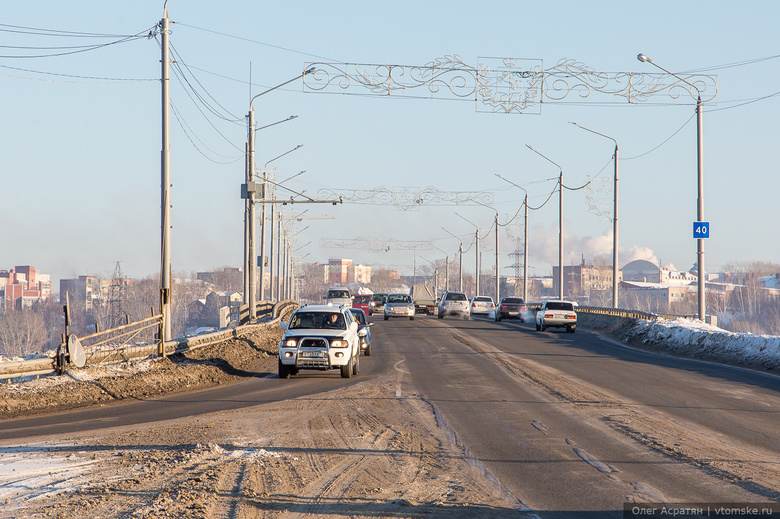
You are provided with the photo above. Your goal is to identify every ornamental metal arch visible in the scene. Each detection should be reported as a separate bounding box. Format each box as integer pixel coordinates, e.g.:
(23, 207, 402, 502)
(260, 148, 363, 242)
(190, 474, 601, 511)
(316, 186, 494, 211)
(303, 55, 717, 114)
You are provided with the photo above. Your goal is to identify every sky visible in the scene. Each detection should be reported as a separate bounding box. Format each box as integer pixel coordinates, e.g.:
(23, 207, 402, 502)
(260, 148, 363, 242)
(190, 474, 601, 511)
(2, 1, 779, 289)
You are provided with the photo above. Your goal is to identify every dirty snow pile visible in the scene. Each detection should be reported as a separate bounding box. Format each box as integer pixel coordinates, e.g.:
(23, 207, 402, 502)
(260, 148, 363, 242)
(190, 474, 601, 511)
(626, 317, 780, 371)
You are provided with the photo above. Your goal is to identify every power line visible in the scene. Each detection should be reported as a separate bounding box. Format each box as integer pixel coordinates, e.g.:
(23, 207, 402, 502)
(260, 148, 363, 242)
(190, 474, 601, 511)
(175, 22, 340, 62)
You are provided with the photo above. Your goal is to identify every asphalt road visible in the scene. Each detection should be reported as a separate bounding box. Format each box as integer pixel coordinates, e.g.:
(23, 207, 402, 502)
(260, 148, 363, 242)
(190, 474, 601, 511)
(379, 315, 780, 515)
(3, 314, 779, 516)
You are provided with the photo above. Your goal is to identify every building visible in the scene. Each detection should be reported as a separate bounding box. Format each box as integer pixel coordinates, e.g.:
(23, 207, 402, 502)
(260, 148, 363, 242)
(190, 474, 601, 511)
(0, 265, 52, 310)
(552, 264, 618, 304)
(59, 275, 100, 312)
(324, 259, 371, 285)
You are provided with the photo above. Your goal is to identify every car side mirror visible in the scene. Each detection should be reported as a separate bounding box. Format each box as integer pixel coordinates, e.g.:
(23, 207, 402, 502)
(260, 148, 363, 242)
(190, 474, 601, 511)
(350, 322, 358, 332)
(367, 322, 374, 327)
(280, 321, 288, 331)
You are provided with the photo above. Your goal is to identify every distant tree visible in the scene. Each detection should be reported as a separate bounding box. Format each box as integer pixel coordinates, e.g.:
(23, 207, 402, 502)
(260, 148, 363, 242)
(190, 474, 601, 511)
(208, 266, 243, 293)
(369, 269, 401, 293)
(0, 309, 48, 357)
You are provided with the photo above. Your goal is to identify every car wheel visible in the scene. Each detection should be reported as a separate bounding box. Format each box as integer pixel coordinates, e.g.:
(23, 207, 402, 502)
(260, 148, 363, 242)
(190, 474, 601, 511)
(496, 314, 502, 322)
(464, 314, 470, 320)
(410, 316, 415, 320)
(364, 344, 372, 356)
(278, 359, 291, 379)
(341, 357, 353, 378)
(535, 322, 541, 331)
(567, 325, 576, 333)
(541, 324, 547, 332)
(384, 315, 388, 321)
(353, 352, 359, 375)
(438, 312, 444, 319)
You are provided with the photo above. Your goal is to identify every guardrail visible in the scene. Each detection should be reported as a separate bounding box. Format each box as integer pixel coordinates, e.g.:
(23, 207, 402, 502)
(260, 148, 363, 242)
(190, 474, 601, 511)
(0, 299, 300, 383)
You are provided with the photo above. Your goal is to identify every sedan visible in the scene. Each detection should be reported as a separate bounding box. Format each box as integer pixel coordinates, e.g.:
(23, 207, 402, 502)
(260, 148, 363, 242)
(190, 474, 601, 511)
(349, 308, 373, 356)
(469, 296, 495, 317)
(495, 297, 528, 322)
(536, 300, 577, 333)
(368, 293, 387, 316)
(384, 293, 415, 320)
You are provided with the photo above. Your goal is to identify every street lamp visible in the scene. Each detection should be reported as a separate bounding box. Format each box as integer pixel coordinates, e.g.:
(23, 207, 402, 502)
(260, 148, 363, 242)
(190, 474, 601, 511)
(475, 201, 500, 306)
(455, 212, 480, 297)
(570, 122, 619, 308)
(441, 227, 463, 292)
(638, 53, 705, 322)
(495, 174, 529, 303)
(430, 244, 449, 292)
(526, 145, 565, 300)
(262, 147, 303, 301)
(245, 67, 315, 320)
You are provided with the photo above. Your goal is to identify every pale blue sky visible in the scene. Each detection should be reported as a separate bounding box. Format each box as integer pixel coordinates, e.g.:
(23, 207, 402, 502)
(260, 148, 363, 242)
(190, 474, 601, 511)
(2, 1, 778, 286)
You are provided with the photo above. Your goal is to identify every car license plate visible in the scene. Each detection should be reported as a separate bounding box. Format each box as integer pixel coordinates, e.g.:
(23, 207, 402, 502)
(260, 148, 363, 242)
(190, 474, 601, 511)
(300, 350, 324, 358)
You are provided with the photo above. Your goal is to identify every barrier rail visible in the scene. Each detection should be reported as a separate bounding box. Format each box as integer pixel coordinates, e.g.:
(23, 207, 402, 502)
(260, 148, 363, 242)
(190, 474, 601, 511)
(0, 300, 300, 383)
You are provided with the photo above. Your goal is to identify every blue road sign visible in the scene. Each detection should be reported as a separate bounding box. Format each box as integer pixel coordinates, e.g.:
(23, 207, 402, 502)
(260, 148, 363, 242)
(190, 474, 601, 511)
(693, 221, 710, 239)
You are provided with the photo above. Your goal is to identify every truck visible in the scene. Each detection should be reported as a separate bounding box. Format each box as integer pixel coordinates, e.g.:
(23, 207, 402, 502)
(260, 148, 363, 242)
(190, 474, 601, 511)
(410, 284, 437, 315)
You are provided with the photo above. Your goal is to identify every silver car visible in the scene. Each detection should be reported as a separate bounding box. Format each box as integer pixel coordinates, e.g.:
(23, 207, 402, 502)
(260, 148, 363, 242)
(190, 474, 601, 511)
(437, 291, 470, 319)
(384, 293, 415, 320)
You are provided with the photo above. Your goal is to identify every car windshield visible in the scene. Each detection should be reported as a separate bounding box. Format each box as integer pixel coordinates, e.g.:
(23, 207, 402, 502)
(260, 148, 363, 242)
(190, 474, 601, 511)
(349, 310, 366, 324)
(289, 311, 346, 330)
(546, 302, 574, 311)
(371, 294, 387, 302)
(445, 293, 467, 301)
(327, 290, 350, 299)
(387, 294, 410, 304)
(353, 295, 371, 303)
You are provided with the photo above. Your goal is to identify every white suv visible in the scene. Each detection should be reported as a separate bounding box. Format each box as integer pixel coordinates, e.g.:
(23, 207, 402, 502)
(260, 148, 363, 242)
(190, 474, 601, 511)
(279, 305, 360, 378)
(438, 291, 470, 319)
(535, 300, 577, 333)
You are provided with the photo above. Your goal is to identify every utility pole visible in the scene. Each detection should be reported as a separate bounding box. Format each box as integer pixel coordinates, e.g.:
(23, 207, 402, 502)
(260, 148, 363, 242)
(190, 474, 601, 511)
(495, 212, 499, 305)
(159, 6, 171, 351)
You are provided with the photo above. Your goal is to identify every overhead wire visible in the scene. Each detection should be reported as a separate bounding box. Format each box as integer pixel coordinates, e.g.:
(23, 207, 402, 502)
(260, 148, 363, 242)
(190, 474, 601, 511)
(0, 27, 155, 59)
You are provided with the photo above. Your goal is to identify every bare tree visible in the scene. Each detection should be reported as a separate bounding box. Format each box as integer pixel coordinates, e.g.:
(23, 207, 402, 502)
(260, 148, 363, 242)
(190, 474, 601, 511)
(0, 309, 48, 357)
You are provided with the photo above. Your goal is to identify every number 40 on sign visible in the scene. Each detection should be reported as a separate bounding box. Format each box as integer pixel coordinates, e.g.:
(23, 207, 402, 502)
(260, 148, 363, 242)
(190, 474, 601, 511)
(693, 221, 710, 239)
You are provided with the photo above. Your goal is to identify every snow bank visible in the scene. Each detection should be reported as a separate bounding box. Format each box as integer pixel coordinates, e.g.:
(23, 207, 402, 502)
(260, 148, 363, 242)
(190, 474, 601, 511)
(625, 317, 780, 371)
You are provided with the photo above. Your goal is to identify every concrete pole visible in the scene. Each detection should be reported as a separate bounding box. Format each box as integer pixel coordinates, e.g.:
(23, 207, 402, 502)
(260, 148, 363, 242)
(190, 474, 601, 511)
(696, 95, 705, 321)
(495, 212, 499, 305)
(160, 9, 172, 346)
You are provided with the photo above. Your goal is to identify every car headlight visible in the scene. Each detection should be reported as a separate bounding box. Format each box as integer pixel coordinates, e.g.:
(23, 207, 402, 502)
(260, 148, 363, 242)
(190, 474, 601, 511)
(330, 339, 347, 348)
(282, 338, 297, 348)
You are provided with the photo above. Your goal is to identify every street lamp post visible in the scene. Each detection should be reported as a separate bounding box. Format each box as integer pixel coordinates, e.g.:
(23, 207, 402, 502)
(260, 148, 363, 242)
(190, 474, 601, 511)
(430, 244, 449, 293)
(570, 122, 619, 308)
(441, 227, 463, 292)
(455, 213, 480, 297)
(495, 174, 530, 303)
(262, 147, 303, 301)
(526, 145, 565, 300)
(638, 53, 705, 322)
(246, 67, 315, 320)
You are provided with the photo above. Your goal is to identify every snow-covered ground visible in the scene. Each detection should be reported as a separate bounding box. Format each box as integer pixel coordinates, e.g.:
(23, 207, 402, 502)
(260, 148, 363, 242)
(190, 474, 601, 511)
(623, 316, 780, 371)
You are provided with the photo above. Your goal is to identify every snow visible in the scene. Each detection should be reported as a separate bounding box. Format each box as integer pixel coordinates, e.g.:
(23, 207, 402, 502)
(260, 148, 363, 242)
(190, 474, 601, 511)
(624, 317, 780, 370)
(0, 443, 100, 510)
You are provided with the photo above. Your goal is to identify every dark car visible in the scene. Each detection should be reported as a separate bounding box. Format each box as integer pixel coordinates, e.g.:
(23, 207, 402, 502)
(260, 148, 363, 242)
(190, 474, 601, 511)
(349, 308, 373, 356)
(495, 297, 528, 322)
(368, 293, 388, 316)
